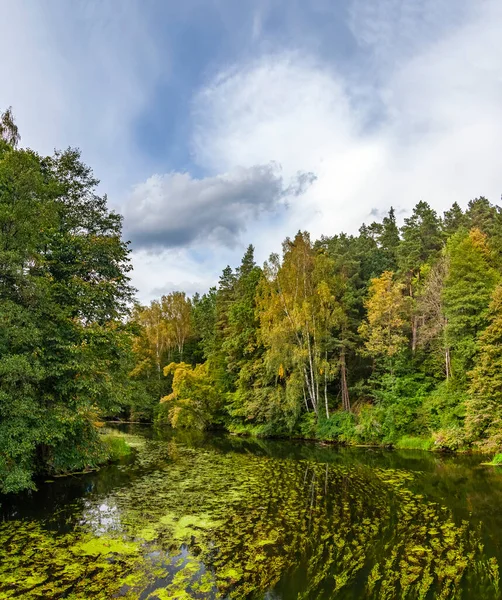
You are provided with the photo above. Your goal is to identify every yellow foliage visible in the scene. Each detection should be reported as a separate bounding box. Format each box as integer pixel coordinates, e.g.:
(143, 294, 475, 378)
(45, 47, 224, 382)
(359, 271, 408, 359)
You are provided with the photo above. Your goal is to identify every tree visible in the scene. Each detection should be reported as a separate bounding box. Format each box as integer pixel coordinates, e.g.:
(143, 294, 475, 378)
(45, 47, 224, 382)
(467, 284, 502, 450)
(379, 207, 401, 270)
(160, 362, 221, 429)
(443, 229, 500, 379)
(0, 107, 20, 147)
(443, 202, 466, 237)
(258, 232, 341, 419)
(161, 291, 192, 360)
(130, 301, 169, 380)
(223, 246, 262, 377)
(191, 288, 217, 360)
(359, 271, 408, 364)
(398, 201, 443, 277)
(416, 256, 451, 380)
(0, 118, 133, 492)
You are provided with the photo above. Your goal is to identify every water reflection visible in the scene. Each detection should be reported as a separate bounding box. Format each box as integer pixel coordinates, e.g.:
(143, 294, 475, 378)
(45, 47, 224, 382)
(1, 426, 502, 599)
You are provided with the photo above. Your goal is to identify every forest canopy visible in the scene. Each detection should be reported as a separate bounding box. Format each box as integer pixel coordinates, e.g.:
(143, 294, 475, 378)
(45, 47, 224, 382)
(2, 107, 502, 493)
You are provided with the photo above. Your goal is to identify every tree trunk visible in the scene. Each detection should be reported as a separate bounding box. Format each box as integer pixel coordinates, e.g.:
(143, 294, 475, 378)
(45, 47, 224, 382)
(445, 347, 451, 381)
(411, 316, 416, 353)
(340, 346, 350, 411)
(324, 350, 329, 419)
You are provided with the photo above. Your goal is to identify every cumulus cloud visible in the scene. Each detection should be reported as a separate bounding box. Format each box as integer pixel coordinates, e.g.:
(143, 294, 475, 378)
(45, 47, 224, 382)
(123, 164, 315, 250)
(131, 0, 502, 301)
(191, 0, 502, 247)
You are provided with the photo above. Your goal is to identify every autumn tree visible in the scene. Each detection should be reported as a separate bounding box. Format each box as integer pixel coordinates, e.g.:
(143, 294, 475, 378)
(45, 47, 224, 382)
(130, 301, 170, 383)
(258, 232, 341, 419)
(416, 256, 451, 380)
(161, 291, 192, 360)
(160, 362, 221, 429)
(359, 271, 408, 365)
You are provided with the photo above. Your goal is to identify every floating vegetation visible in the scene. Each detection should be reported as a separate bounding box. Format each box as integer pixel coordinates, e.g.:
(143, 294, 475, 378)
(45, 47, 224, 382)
(0, 431, 500, 599)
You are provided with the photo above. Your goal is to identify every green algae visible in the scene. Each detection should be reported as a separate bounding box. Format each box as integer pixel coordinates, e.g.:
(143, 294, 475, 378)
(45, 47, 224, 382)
(1, 431, 501, 600)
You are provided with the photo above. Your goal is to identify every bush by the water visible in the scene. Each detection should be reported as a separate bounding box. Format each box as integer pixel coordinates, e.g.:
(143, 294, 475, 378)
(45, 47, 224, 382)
(101, 435, 132, 462)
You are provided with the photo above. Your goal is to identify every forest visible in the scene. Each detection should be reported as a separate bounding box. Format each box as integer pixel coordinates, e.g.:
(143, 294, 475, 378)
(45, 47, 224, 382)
(2, 107, 502, 494)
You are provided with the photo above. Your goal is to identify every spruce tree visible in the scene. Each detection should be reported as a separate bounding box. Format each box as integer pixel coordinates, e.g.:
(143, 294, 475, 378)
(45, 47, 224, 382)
(467, 283, 502, 450)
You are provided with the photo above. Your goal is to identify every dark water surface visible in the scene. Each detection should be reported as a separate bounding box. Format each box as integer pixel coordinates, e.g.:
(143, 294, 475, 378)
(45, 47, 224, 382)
(1, 425, 502, 599)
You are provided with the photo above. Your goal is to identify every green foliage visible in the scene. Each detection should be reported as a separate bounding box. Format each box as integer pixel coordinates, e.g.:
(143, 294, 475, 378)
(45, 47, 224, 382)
(490, 453, 502, 465)
(147, 193, 502, 452)
(0, 113, 133, 493)
(419, 381, 467, 433)
(443, 228, 500, 379)
(395, 436, 434, 451)
(467, 283, 502, 450)
(159, 362, 222, 429)
(101, 434, 133, 461)
(316, 411, 356, 442)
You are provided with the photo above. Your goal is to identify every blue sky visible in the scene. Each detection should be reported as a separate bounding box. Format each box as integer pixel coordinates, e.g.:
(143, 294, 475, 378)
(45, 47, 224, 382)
(1, 0, 501, 301)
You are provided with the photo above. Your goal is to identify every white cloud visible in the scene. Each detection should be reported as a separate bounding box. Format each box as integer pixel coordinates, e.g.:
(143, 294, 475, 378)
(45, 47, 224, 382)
(189, 0, 502, 254)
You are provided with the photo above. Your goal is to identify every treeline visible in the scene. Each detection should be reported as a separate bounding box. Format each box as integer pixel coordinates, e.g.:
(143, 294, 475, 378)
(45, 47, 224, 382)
(2, 108, 502, 493)
(131, 199, 502, 454)
(0, 109, 134, 493)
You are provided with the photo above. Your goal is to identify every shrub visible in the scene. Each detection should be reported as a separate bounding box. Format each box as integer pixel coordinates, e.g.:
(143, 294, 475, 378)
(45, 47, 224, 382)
(354, 404, 385, 444)
(101, 435, 132, 461)
(296, 412, 318, 439)
(316, 412, 356, 443)
(432, 426, 467, 451)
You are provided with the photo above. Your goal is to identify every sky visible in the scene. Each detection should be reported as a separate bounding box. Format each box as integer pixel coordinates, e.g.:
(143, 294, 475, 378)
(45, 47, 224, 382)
(1, 0, 501, 302)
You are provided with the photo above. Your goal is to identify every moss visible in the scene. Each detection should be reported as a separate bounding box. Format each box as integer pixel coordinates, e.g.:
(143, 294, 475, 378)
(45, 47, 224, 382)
(72, 536, 139, 557)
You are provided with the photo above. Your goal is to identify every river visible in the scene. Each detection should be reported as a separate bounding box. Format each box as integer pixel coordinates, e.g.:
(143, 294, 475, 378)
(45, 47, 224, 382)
(1, 425, 501, 599)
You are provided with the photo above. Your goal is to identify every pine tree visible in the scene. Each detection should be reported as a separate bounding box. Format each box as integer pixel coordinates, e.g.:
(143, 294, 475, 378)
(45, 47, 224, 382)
(443, 202, 466, 237)
(443, 229, 500, 379)
(379, 207, 400, 270)
(398, 201, 443, 280)
(467, 283, 502, 450)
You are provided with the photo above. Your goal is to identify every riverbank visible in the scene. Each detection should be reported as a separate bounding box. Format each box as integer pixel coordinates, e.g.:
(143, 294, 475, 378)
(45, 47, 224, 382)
(226, 420, 498, 456)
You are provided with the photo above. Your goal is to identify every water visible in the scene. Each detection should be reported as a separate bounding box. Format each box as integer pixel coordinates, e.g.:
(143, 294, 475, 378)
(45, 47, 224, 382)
(1, 425, 501, 599)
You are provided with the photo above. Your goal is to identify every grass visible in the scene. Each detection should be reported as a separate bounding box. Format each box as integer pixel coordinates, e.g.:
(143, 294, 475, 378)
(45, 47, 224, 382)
(395, 436, 435, 451)
(483, 453, 502, 466)
(101, 434, 133, 461)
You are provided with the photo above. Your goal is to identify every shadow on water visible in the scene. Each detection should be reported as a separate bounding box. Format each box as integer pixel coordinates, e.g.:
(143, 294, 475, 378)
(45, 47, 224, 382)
(1, 424, 502, 599)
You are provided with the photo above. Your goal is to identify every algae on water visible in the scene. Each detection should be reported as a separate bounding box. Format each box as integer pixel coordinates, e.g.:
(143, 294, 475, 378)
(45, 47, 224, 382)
(0, 431, 500, 599)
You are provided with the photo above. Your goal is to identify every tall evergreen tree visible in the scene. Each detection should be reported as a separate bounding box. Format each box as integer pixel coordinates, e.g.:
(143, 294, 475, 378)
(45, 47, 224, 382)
(379, 207, 400, 270)
(467, 283, 502, 450)
(443, 229, 500, 380)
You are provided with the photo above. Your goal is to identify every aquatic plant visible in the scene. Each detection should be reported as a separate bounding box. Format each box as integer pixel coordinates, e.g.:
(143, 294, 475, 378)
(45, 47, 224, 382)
(0, 433, 500, 600)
